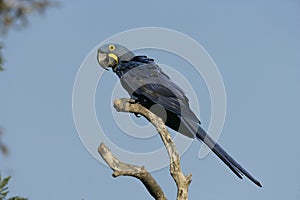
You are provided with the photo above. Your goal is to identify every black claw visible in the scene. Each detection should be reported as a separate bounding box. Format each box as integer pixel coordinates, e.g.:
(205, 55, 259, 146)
(134, 113, 141, 118)
(129, 97, 139, 104)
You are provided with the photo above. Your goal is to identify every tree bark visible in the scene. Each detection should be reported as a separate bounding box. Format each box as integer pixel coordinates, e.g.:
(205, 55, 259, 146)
(98, 98, 192, 200)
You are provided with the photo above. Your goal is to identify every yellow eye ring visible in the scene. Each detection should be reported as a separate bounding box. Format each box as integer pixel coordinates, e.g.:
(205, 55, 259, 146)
(109, 45, 115, 51)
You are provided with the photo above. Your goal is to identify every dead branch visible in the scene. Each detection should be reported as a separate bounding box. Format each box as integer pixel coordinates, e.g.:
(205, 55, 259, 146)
(98, 98, 192, 200)
(98, 143, 166, 200)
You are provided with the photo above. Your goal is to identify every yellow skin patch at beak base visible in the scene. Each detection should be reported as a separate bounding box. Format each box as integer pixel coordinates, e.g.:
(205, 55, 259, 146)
(108, 53, 119, 65)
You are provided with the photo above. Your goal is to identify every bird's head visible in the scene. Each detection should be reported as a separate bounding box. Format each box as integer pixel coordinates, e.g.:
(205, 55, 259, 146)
(97, 44, 135, 70)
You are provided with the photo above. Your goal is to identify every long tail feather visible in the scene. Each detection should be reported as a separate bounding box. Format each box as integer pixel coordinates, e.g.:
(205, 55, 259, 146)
(195, 125, 262, 187)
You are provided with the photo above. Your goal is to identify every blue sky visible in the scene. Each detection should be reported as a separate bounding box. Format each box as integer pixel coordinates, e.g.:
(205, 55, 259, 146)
(1, 0, 300, 199)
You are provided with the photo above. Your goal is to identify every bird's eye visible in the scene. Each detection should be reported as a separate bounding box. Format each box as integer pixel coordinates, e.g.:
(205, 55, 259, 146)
(109, 45, 115, 51)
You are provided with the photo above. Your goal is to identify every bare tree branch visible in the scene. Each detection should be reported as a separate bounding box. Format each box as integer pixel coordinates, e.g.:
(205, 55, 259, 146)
(98, 98, 192, 200)
(98, 143, 167, 200)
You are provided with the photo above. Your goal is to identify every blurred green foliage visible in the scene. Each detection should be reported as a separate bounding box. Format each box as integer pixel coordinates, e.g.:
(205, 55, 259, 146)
(0, 174, 27, 200)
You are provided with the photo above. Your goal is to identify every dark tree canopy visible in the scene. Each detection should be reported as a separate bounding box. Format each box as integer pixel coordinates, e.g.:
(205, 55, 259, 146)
(0, 0, 57, 70)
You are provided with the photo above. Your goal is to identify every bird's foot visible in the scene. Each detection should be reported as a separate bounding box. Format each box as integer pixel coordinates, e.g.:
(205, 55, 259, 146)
(127, 96, 140, 104)
(128, 98, 140, 117)
(128, 98, 137, 104)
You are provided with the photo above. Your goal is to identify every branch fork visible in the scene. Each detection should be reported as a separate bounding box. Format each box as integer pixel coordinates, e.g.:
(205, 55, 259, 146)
(98, 98, 192, 200)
